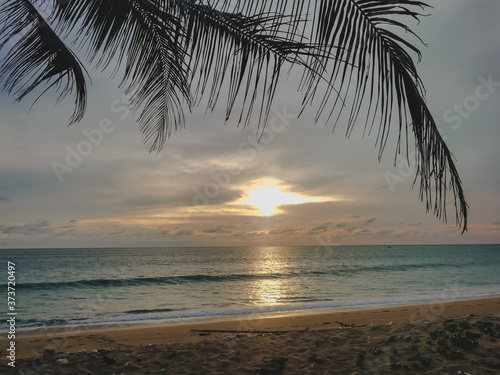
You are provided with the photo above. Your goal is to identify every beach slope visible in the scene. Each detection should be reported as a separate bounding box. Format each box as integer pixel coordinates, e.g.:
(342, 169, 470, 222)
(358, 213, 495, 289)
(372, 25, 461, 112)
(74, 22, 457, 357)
(1, 297, 499, 374)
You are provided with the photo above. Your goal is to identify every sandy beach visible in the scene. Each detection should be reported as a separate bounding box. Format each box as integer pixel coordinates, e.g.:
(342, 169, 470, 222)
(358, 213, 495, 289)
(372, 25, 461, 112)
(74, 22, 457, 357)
(1, 297, 499, 374)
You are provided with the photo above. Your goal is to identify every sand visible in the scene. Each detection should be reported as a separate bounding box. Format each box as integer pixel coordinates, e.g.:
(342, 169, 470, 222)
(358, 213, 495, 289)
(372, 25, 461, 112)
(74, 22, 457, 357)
(1, 297, 499, 374)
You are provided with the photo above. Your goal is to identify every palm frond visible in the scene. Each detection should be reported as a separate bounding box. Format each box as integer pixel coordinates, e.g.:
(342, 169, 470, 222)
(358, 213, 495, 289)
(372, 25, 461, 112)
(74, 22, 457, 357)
(52, 0, 318, 149)
(0, 0, 87, 124)
(180, 2, 316, 131)
(0, 0, 468, 232)
(301, 0, 467, 232)
(52, 0, 191, 151)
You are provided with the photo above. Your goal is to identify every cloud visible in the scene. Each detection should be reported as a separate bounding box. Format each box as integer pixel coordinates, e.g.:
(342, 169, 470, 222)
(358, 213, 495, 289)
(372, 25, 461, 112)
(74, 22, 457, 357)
(353, 228, 370, 236)
(375, 229, 395, 237)
(308, 222, 330, 234)
(0, 220, 53, 235)
(267, 228, 298, 236)
(189, 187, 243, 207)
(157, 230, 170, 237)
(2, 2, 500, 248)
(174, 229, 194, 236)
(201, 226, 231, 234)
(125, 186, 243, 208)
(363, 217, 376, 225)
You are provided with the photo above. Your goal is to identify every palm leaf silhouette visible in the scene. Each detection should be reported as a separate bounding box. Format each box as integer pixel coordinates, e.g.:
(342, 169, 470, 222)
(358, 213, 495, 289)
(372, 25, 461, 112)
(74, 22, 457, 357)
(301, 0, 468, 231)
(0, 0, 87, 124)
(0, 0, 467, 232)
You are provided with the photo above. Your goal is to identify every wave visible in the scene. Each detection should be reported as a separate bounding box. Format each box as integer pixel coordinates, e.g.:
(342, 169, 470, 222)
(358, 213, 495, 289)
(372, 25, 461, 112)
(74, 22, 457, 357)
(4, 285, 500, 332)
(10, 273, 286, 290)
(1, 282, 499, 332)
(124, 308, 176, 315)
(2, 260, 481, 291)
(333, 262, 461, 273)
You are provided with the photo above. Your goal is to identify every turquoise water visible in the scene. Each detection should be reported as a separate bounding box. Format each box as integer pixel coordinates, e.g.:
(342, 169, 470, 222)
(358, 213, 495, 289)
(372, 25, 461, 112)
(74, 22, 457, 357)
(0, 245, 499, 331)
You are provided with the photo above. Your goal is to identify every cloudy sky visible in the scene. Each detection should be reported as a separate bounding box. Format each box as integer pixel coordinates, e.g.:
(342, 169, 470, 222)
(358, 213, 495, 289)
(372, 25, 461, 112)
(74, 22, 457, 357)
(1, 0, 499, 248)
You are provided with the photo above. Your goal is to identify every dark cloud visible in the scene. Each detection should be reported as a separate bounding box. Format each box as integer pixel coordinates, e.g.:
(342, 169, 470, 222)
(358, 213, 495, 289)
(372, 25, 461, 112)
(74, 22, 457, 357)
(186, 187, 243, 207)
(308, 222, 330, 234)
(201, 226, 231, 234)
(174, 229, 194, 236)
(0, 196, 9, 201)
(279, 201, 345, 217)
(336, 222, 346, 228)
(267, 228, 298, 235)
(54, 229, 77, 237)
(363, 217, 376, 225)
(493, 222, 500, 226)
(0, 220, 52, 235)
(124, 186, 243, 210)
(109, 229, 126, 236)
(375, 229, 395, 237)
(354, 229, 370, 235)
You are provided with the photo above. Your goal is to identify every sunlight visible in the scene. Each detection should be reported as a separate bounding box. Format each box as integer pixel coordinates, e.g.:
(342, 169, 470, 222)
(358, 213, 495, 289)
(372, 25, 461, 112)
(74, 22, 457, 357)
(242, 178, 328, 216)
(248, 247, 289, 306)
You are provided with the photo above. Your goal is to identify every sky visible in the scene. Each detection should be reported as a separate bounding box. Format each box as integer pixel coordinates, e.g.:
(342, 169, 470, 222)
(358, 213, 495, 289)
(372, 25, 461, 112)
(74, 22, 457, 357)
(0, 0, 499, 248)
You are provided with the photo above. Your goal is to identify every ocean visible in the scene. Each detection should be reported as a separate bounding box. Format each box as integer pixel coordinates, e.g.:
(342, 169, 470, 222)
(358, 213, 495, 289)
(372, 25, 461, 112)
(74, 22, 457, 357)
(0, 244, 499, 332)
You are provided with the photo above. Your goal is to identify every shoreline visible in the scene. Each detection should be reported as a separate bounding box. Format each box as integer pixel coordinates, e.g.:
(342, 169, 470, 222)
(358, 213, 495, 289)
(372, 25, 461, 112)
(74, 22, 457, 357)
(2, 296, 499, 361)
(8, 293, 500, 337)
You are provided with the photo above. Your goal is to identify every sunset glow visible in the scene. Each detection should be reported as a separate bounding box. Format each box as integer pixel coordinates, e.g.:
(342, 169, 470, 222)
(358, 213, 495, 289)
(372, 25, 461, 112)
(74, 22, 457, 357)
(2, 1, 498, 249)
(242, 179, 328, 216)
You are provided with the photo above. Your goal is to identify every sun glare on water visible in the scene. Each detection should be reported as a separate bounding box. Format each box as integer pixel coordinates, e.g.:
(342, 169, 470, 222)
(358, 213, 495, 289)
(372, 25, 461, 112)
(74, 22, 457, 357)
(242, 179, 328, 216)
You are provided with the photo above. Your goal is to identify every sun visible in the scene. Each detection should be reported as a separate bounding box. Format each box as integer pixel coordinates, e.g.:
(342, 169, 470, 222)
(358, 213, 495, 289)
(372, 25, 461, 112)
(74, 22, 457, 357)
(242, 178, 326, 216)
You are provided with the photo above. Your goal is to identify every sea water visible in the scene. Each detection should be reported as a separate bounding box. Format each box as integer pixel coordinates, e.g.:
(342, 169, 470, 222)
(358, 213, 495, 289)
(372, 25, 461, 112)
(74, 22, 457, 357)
(0, 244, 499, 331)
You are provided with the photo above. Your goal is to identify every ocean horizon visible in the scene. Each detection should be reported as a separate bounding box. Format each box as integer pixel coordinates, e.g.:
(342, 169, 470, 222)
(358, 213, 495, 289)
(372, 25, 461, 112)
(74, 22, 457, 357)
(1, 244, 499, 332)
